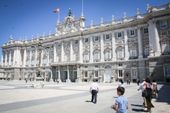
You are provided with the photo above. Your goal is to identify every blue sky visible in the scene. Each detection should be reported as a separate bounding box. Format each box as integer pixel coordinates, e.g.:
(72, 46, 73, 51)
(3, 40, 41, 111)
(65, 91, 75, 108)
(0, 0, 170, 57)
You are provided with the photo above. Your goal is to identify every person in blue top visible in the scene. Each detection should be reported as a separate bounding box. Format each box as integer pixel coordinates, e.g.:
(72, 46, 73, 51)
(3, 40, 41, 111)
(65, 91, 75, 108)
(111, 87, 128, 113)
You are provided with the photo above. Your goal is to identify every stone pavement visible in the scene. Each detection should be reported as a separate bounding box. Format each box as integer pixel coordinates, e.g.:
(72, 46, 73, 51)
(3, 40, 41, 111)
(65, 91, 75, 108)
(0, 80, 169, 113)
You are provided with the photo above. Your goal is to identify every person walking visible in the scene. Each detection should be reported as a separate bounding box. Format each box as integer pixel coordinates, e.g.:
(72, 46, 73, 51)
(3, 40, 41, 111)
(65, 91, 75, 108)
(111, 87, 128, 113)
(152, 80, 158, 98)
(143, 77, 154, 112)
(138, 79, 146, 107)
(90, 82, 99, 104)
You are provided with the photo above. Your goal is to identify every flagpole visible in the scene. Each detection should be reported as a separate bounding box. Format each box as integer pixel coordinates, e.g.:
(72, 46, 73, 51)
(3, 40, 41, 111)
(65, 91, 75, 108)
(81, 0, 84, 16)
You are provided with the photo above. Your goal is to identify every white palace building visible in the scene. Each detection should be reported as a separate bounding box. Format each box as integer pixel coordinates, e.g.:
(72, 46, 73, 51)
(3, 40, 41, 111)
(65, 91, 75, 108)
(0, 3, 170, 82)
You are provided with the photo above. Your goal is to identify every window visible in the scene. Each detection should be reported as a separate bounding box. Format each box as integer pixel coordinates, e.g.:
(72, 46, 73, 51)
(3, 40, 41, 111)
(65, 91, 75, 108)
(144, 28, 148, 34)
(144, 47, 149, 57)
(168, 30, 170, 35)
(95, 71, 98, 77)
(132, 69, 137, 79)
(95, 65, 98, 68)
(129, 49, 137, 58)
(105, 34, 111, 40)
(118, 32, 122, 38)
(160, 20, 168, 29)
(161, 31, 167, 36)
(130, 30, 135, 36)
(75, 40, 78, 44)
(118, 63, 123, 66)
(85, 71, 88, 77)
(84, 38, 89, 43)
(118, 70, 123, 78)
(93, 36, 100, 42)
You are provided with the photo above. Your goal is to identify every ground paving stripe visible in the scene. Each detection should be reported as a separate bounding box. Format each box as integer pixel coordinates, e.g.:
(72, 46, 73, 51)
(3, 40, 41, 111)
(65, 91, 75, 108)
(0, 86, 120, 112)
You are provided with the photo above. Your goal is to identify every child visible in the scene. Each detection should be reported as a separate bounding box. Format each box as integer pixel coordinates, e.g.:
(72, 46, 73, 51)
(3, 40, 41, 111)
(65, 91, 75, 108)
(112, 87, 128, 113)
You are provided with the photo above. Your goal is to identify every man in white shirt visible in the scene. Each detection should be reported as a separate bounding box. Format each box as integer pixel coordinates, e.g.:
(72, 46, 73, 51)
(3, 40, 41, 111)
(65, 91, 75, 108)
(90, 82, 99, 104)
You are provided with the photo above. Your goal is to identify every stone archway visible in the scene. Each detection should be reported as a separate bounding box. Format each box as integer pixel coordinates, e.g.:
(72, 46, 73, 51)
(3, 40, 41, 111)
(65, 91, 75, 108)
(104, 65, 112, 83)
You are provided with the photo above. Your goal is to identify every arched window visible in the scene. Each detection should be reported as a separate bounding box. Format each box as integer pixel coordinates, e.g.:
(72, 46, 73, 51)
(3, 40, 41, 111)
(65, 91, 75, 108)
(116, 47, 124, 60)
(104, 49, 112, 61)
(93, 50, 100, 62)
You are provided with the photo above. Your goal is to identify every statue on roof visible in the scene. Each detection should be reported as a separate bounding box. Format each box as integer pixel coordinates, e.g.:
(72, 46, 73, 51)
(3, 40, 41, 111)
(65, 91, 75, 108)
(68, 8, 72, 16)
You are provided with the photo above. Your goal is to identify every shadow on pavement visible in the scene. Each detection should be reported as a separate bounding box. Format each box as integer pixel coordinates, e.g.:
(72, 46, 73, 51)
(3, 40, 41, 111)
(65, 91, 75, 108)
(132, 108, 147, 112)
(131, 104, 143, 107)
(156, 84, 170, 105)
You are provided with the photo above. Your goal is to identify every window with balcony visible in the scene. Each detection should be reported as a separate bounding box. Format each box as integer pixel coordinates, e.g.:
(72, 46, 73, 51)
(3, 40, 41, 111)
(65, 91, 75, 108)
(95, 71, 98, 77)
(83, 51, 90, 63)
(116, 47, 124, 60)
(93, 50, 100, 62)
(104, 49, 112, 61)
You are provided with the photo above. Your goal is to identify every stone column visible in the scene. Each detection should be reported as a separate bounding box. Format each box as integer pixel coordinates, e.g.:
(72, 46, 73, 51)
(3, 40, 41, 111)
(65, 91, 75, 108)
(35, 48, 37, 66)
(61, 41, 64, 62)
(23, 48, 27, 67)
(70, 40, 73, 61)
(137, 27, 143, 59)
(1, 54, 3, 66)
(79, 38, 83, 63)
(13, 49, 16, 66)
(58, 67, 61, 82)
(41, 50, 44, 66)
(17, 47, 21, 67)
(47, 49, 50, 66)
(54, 43, 57, 62)
(29, 49, 32, 66)
(9, 51, 11, 66)
(101, 34, 104, 62)
(148, 20, 161, 56)
(124, 30, 129, 60)
(66, 65, 70, 82)
(5, 51, 7, 66)
(90, 37, 93, 63)
(112, 32, 116, 61)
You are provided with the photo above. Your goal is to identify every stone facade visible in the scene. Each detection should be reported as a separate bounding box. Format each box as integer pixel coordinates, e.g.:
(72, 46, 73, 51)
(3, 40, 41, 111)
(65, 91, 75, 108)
(1, 3, 170, 82)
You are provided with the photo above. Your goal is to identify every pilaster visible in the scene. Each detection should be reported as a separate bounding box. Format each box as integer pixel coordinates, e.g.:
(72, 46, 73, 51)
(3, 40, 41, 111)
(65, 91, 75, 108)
(70, 40, 73, 61)
(90, 37, 93, 63)
(61, 41, 64, 62)
(101, 34, 104, 62)
(54, 43, 57, 62)
(124, 30, 129, 60)
(137, 27, 143, 59)
(79, 38, 83, 63)
(148, 20, 161, 56)
(112, 32, 116, 61)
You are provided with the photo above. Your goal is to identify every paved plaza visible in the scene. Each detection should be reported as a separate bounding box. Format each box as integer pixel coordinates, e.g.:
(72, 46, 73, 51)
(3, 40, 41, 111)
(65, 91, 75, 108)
(0, 81, 169, 113)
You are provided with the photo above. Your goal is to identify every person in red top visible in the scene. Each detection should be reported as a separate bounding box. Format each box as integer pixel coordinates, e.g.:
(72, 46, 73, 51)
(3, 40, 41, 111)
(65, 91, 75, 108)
(143, 77, 154, 112)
